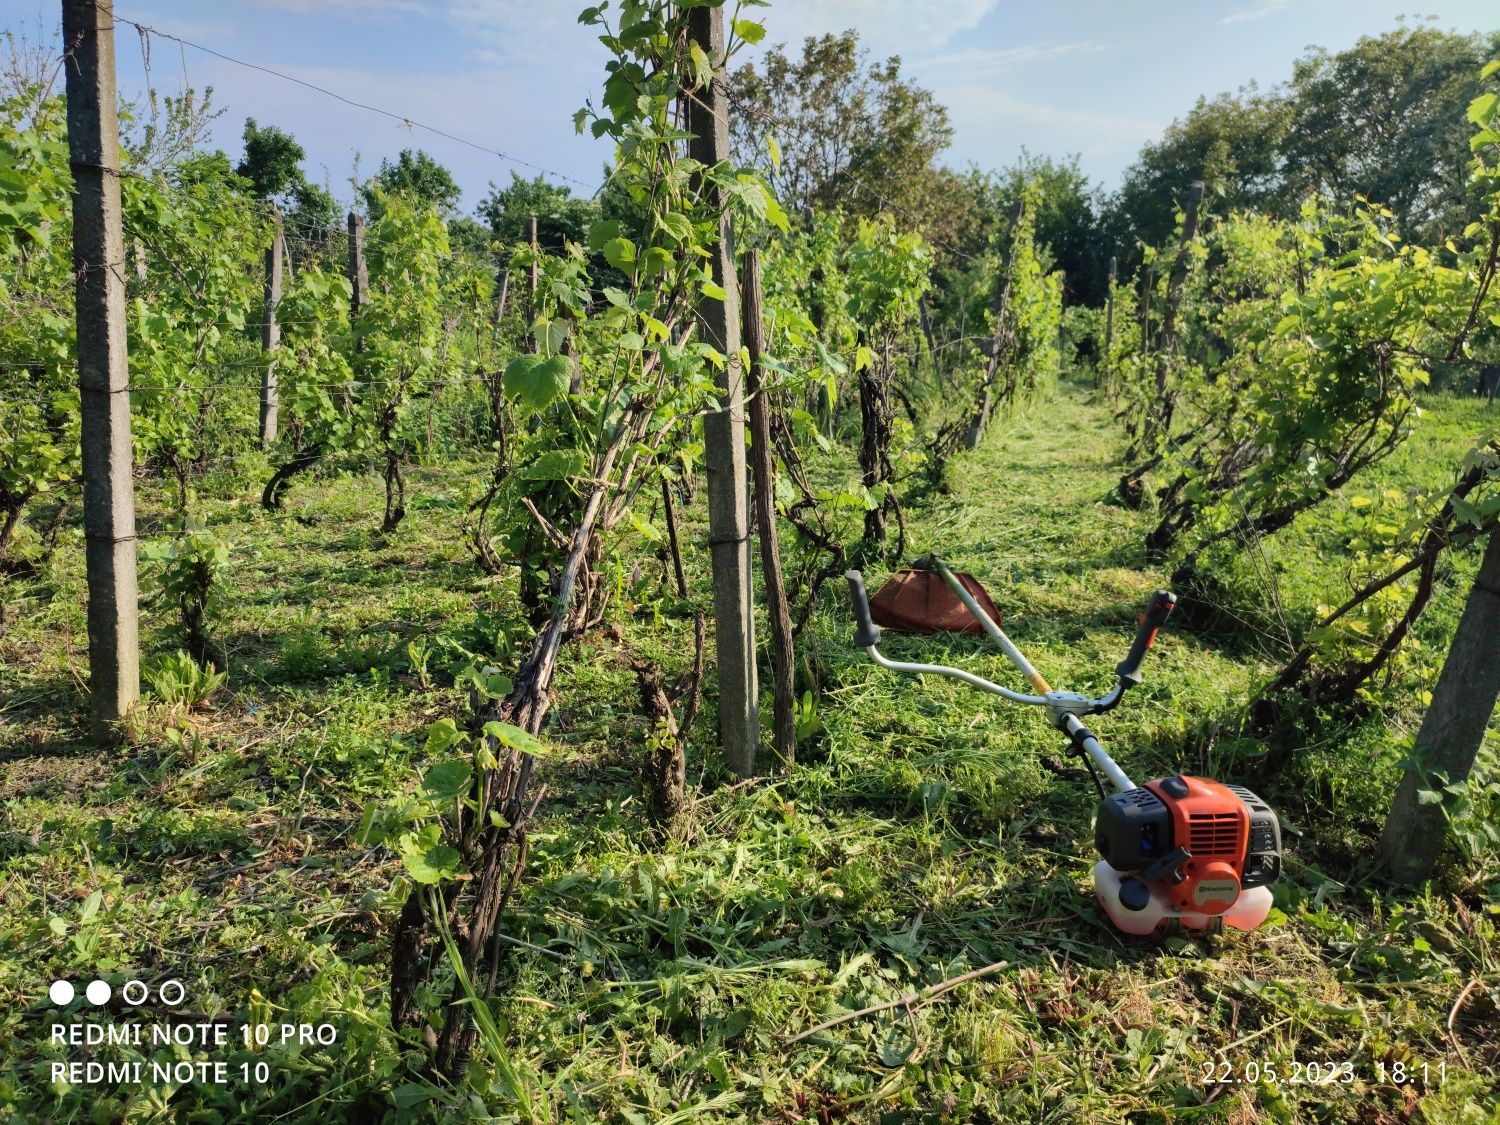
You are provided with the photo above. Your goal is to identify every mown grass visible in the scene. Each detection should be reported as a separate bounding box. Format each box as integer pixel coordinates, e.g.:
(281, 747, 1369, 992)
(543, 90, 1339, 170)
(0, 381, 1496, 1123)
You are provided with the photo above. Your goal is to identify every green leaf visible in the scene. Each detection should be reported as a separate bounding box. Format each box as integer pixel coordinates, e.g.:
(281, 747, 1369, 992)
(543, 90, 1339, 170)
(658, 211, 693, 244)
(629, 509, 662, 543)
(402, 844, 462, 885)
(1468, 92, 1498, 127)
(688, 41, 713, 88)
(391, 1085, 435, 1111)
(641, 245, 674, 276)
(357, 802, 383, 845)
(504, 353, 570, 410)
(422, 759, 472, 801)
(587, 219, 621, 253)
(483, 720, 549, 757)
(732, 18, 766, 44)
(519, 448, 589, 482)
(423, 717, 465, 755)
(602, 236, 637, 271)
(467, 666, 513, 700)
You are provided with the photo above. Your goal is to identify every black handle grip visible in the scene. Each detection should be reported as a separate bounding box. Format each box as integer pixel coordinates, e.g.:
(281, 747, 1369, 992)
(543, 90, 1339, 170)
(1115, 590, 1176, 685)
(845, 570, 882, 648)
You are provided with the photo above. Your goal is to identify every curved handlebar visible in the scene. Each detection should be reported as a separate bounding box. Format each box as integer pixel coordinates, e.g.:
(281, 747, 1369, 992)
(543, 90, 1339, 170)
(846, 567, 1175, 715)
(845, 570, 882, 648)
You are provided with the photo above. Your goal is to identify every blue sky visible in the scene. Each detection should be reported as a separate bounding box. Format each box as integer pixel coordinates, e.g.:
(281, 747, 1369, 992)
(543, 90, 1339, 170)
(8, 1, 1498, 213)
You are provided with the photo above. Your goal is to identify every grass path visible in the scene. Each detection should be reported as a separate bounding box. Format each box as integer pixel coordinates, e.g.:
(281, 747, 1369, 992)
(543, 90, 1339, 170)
(0, 382, 1495, 1122)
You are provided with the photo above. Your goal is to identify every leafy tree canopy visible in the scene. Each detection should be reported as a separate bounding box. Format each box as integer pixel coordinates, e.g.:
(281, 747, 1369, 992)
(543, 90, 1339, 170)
(476, 172, 598, 252)
(1109, 25, 1500, 261)
(729, 31, 951, 245)
(236, 116, 305, 202)
(363, 148, 462, 217)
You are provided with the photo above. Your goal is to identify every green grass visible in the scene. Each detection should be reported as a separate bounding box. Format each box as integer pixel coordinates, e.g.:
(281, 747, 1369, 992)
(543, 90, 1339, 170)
(1, 383, 1496, 1122)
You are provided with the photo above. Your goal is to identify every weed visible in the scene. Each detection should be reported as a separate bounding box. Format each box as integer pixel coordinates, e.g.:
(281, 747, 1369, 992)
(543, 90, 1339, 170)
(141, 649, 227, 712)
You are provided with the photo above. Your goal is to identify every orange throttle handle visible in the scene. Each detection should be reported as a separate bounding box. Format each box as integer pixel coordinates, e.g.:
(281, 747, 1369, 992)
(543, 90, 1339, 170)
(1116, 590, 1176, 686)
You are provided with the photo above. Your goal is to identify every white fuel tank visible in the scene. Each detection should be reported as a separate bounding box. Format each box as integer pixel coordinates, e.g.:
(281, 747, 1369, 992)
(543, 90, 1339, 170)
(1093, 860, 1275, 935)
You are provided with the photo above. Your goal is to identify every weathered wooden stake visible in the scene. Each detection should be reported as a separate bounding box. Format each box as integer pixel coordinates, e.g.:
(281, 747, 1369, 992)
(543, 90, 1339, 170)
(1154, 180, 1204, 396)
(493, 267, 509, 332)
(917, 293, 939, 379)
(259, 210, 284, 447)
(1378, 528, 1500, 883)
(526, 214, 538, 349)
(742, 249, 795, 767)
(63, 0, 140, 743)
(347, 210, 367, 320)
(1102, 255, 1117, 388)
(966, 197, 1025, 449)
(1138, 265, 1154, 358)
(686, 5, 759, 776)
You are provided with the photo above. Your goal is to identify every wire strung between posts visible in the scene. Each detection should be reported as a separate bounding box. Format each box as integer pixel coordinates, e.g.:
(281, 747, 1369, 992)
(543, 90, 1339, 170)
(116, 17, 600, 195)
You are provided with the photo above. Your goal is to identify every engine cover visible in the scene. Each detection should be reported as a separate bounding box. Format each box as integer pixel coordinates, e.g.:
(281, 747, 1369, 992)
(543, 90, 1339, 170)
(1094, 775, 1281, 924)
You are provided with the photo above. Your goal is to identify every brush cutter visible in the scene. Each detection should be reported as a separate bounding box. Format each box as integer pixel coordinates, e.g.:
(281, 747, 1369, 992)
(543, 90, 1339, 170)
(844, 557, 1281, 937)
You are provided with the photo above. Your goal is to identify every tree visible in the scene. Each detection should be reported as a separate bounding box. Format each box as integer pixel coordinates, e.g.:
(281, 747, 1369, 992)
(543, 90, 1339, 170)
(1107, 86, 1290, 261)
(476, 171, 597, 251)
(288, 179, 340, 232)
(236, 117, 305, 202)
(1107, 27, 1500, 260)
(729, 31, 951, 235)
(997, 152, 1109, 306)
(1377, 528, 1500, 884)
(1283, 25, 1500, 241)
(363, 148, 462, 217)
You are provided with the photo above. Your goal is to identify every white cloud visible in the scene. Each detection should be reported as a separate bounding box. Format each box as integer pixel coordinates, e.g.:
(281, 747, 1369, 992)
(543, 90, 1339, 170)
(245, 0, 429, 14)
(912, 42, 1105, 78)
(1220, 0, 1292, 25)
(936, 84, 1160, 165)
(758, 0, 999, 56)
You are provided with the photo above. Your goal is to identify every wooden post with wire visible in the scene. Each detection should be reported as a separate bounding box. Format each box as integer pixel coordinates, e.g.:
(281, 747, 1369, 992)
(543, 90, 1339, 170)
(347, 210, 367, 315)
(1057, 272, 1067, 381)
(1102, 255, 1117, 387)
(259, 210, 284, 447)
(686, 4, 759, 776)
(1138, 265, 1154, 358)
(63, 0, 140, 743)
(1379, 527, 1500, 882)
(1155, 180, 1204, 396)
(966, 196, 1025, 449)
(526, 214, 538, 349)
(742, 249, 795, 767)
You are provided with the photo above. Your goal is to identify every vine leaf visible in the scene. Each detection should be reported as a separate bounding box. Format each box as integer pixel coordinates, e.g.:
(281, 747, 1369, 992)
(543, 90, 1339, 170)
(422, 760, 472, 802)
(483, 720, 549, 757)
(504, 354, 571, 410)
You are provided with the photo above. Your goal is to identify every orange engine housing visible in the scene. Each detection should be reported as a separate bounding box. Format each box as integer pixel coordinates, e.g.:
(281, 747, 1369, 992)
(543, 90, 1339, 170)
(1143, 776, 1248, 915)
